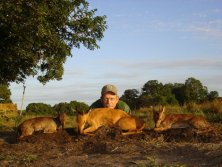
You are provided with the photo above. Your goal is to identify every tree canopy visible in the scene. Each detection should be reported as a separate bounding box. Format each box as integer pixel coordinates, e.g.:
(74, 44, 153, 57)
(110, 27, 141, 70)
(184, 77, 208, 103)
(0, 84, 12, 103)
(120, 77, 219, 109)
(0, 0, 107, 84)
(120, 89, 140, 109)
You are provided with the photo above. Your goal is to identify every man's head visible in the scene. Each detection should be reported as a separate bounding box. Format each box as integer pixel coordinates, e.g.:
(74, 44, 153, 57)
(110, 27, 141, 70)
(100, 84, 119, 109)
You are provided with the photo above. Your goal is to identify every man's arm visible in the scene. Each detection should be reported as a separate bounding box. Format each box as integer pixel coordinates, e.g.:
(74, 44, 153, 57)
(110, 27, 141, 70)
(90, 99, 103, 109)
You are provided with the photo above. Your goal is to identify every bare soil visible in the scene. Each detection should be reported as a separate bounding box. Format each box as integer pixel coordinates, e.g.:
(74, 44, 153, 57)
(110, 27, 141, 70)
(1, 126, 222, 167)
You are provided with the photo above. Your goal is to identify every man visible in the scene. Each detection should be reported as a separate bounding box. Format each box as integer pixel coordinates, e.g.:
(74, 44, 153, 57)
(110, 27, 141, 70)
(90, 84, 131, 113)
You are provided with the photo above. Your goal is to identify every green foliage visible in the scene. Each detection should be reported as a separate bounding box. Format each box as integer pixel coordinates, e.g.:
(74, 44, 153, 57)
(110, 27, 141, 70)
(142, 80, 163, 97)
(53, 102, 72, 114)
(145, 81, 178, 105)
(172, 83, 185, 105)
(26, 103, 55, 115)
(134, 80, 178, 107)
(120, 77, 219, 109)
(69, 100, 89, 113)
(0, 0, 107, 84)
(207, 91, 219, 101)
(134, 107, 155, 129)
(53, 101, 89, 115)
(1, 101, 222, 132)
(0, 84, 12, 103)
(184, 77, 208, 103)
(120, 89, 140, 109)
(137, 94, 153, 108)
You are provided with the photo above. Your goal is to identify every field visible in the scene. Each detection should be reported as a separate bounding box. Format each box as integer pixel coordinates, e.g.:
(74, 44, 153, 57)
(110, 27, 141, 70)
(1, 105, 222, 167)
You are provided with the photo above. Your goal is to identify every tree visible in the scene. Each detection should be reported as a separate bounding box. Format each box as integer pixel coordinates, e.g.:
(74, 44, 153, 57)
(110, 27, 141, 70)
(26, 103, 55, 114)
(184, 77, 208, 103)
(140, 80, 178, 106)
(0, 0, 107, 84)
(207, 91, 219, 101)
(69, 100, 89, 113)
(162, 83, 178, 105)
(0, 84, 12, 103)
(142, 80, 163, 97)
(53, 101, 89, 115)
(53, 102, 72, 115)
(137, 94, 154, 108)
(172, 83, 186, 105)
(120, 89, 140, 109)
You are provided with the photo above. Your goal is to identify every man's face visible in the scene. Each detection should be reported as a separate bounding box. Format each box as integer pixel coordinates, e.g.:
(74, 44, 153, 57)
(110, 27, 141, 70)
(101, 92, 119, 109)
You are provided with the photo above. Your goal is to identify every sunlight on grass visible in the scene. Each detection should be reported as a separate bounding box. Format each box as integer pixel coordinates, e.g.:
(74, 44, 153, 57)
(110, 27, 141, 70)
(65, 115, 77, 128)
(1, 100, 222, 131)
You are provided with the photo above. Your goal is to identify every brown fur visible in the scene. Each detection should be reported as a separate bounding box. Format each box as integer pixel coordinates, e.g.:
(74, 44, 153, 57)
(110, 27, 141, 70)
(77, 108, 145, 135)
(153, 107, 210, 132)
(18, 112, 66, 140)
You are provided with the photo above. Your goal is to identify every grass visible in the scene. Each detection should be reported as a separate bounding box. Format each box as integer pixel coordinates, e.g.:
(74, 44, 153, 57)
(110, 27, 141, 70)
(0, 111, 78, 131)
(0, 153, 38, 166)
(0, 100, 222, 131)
(135, 155, 187, 167)
(20, 154, 38, 166)
(65, 115, 77, 128)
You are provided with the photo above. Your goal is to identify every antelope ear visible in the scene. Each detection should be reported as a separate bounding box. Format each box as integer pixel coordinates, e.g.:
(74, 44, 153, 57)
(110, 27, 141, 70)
(159, 106, 165, 118)
(162, 106, 165, 113)
(159, 106, 164, 113)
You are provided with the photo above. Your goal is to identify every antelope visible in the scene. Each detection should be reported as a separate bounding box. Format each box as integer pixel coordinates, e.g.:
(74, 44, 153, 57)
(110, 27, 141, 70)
(77, 108, 145, 136)
(18, 112, 66, 140)
(153, 107, 210, 133)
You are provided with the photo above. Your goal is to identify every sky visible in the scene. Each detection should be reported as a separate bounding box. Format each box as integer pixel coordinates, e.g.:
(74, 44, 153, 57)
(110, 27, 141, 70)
(10, 0, 222, 109)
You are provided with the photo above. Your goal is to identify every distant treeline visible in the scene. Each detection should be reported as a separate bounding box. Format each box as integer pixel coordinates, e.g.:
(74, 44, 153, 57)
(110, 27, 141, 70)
(120, 77, 219, 110)
(0, 77, 220, 114)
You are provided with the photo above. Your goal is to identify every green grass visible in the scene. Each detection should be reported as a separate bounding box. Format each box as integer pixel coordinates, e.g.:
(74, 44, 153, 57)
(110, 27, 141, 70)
(65, 115, 77, 128)
(0, 112, 78, 131)
(1, 101, 222, 131)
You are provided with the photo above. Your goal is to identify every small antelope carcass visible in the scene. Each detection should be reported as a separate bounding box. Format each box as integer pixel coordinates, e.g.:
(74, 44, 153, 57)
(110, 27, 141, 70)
(18, 112, 66, 140)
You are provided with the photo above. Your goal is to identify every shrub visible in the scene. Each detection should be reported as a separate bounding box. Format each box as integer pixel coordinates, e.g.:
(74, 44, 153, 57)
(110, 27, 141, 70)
(53, 102, 72, 115)
(26, 103, 55, 115)
(53, 101, 89, 115)
(69, 100, 89, 113)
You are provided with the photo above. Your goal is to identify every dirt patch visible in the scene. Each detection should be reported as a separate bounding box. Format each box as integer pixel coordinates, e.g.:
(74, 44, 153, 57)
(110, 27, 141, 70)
(0, 126, 222, 167)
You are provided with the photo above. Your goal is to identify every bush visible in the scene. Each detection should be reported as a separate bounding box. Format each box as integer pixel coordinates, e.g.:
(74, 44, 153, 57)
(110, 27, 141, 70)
(70, 101, 89, 113)
(26, 103, 55, 115)
(53, 101, 89, 115)
(53, 102, 73, 115)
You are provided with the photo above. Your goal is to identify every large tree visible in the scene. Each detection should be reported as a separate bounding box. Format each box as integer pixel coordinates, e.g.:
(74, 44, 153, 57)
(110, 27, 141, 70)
(142, 80, 163, 97)
(0, 0, 107, 84)
(184, 77, 208, 103)
(120, 89, 140, 109)
(0, 84, 12, 103)
(172, 83, 186, 105)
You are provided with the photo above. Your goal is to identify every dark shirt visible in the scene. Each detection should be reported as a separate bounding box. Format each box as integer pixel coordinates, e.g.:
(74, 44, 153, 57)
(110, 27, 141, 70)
(90, 99, 131, 113)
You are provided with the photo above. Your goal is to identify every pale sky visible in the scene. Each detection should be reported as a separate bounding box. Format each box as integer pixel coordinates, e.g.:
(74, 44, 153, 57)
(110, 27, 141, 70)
(10, 0, 222, 109)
